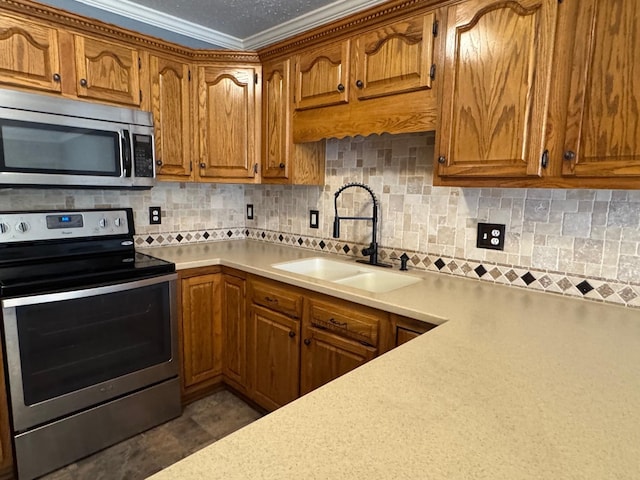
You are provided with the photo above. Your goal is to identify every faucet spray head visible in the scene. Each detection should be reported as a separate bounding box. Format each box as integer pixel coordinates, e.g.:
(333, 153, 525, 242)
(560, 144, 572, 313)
(332, 217, 340, 238)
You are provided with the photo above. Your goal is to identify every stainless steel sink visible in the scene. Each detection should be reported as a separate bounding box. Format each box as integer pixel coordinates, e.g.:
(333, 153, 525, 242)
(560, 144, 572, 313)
(271, 257, 421, 293)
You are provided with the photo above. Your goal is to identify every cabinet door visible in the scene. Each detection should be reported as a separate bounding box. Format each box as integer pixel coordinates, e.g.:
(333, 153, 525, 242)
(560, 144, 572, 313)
(262, 59, 291, 180)
(294, 40, 350, 110)
(197, 65, 260, 180)
(562, 0, 640, 177)
(248, 305, 299, 411)
(150, 55, 193, 181)
(0, 15, 62, 92)
(352, 13, 436, 101)
(181, 274, 223, 389)
(222, 274, 247, 392)
(437, 0, 557, 178)
(74, 35, 140, 105)
(300, 327, 376, 396)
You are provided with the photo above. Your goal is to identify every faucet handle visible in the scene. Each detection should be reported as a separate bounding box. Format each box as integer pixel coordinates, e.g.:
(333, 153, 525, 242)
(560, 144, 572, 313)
(399, 253, 410, 271)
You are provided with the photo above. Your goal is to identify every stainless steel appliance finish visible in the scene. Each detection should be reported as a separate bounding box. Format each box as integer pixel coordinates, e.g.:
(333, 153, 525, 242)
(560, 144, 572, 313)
(0, 88, 156, 189)
(0, 208, 180, 479)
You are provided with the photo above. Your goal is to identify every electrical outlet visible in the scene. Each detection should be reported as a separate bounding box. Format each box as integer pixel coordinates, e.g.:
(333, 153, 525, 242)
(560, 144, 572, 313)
(246, 204, 254, 220)
(476, 223, 505, 250)
(149, 206, 162, 225)
(309, 210, 319, 229)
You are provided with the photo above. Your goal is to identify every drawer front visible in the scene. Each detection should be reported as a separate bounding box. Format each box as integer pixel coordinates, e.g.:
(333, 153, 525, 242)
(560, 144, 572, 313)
(249, 279, 304, 319)
(308, 300, 381, 346)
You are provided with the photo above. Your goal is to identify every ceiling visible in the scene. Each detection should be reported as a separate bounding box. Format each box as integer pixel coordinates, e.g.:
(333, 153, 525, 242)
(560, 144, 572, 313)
(37, 0, 389, 50)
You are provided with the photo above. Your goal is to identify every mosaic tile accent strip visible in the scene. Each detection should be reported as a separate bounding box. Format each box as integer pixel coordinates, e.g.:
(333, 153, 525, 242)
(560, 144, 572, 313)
(134, 228, 246, 247)
(244, 228, 640, 310)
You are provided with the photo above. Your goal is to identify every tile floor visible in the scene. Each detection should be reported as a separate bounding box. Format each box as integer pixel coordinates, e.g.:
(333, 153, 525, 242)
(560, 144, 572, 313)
(42, 390, 263, 480)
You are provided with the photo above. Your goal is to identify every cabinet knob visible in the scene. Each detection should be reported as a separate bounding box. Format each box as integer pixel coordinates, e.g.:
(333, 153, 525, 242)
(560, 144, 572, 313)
(563, 150, 576, 161)
(156, 160, 163, 167)
(337, 83, 345, 92)
(79, 78, 88, 87)
(304, 338, 311, 346)
(53, 73, 61, 82)
(289, 331, 296, 338)
(200, 162, 206, 168)
(438, 155, 446, 164)
(355, 79, 364, 89)
(279, 162, 285, 169)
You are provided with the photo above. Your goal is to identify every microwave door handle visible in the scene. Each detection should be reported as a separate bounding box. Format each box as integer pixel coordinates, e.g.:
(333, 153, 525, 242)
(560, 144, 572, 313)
(121, 130, 132, 177)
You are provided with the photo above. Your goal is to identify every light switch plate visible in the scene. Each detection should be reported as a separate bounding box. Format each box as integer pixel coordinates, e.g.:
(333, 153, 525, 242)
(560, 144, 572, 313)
(310, 210, 319, 229)
(246, 204, 254, 220)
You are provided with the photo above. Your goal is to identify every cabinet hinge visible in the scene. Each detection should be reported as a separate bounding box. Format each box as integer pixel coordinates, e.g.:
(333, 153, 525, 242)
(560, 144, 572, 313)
(254, 73, 259, 84)
(190, 161, 193, 172)
(139, 89, 143, 103)
(188, 69, 191, 81)
(541, 149, 549, 169)
(432, 20, 439, 37)
(138, 57, 142, 70)
(429, 64, 436, 80)
(253, 163, 258, 175)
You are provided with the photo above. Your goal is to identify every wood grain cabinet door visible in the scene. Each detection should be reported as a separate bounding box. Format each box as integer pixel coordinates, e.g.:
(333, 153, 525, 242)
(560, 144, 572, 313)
(262, 58, 291, 180)
(562, 0, 640, 178)
(74, 35, 140, 106)
(181, 274, 223, 389)
(248, 305, 300, 411)
(150, 55, 193, 181)
(294, 40, 350, 110)
(197, 65, 260, 181)
(436, 0, 557, 178)
(222, 274, 247, 392)
(352, 13, 436, 101)
(0, 15, 62, 92)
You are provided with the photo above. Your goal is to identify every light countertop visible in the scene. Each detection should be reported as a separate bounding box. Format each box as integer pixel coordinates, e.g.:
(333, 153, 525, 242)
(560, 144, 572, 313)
(145, 240, 640, 479)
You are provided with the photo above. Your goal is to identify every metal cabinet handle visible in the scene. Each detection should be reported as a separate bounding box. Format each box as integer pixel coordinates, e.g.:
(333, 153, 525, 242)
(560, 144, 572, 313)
(337, 83, 345, 92)
(289, 331, 296, 338)
(265, 296, 278, 303)
(304, 338, 311, 346)
(156, 160, 163, 166)
(199, 162, 206, 168)
(355, 79, 364, 88)
(53, 73, 61, 82)
(563, 150, 576, 161)
(279, 162, 285, 169)
(79, 78, 88, 87)
(329, 318, 347, 328)
(438, 156, 446, 164)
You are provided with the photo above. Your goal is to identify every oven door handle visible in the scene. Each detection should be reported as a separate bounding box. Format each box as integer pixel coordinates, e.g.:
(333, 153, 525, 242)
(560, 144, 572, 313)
(1, 273, 177, 308)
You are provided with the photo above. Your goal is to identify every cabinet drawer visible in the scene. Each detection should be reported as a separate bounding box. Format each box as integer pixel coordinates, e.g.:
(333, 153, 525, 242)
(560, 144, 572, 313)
(249, 278, 304, 319)
(307, 299, 382, 346)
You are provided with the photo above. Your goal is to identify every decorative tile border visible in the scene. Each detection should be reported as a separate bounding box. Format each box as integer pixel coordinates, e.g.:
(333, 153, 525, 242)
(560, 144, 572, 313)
(139, 227, 640, 310)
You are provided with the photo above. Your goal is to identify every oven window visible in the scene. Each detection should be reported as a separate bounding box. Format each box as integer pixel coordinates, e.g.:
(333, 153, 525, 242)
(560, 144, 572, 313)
(15, 282, 172, 405)
(0, 119, 120, 176)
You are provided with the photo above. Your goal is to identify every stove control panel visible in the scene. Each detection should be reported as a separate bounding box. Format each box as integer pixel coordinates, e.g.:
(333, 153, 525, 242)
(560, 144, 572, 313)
(0, 210, 131, 243)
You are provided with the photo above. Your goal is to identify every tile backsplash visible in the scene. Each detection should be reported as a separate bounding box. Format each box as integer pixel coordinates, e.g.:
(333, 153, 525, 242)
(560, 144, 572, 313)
(2, 131, 639, 308)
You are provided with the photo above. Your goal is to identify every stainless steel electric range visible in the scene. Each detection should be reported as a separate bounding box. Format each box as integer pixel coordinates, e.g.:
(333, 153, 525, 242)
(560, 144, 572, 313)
(0, 208, 180, 479)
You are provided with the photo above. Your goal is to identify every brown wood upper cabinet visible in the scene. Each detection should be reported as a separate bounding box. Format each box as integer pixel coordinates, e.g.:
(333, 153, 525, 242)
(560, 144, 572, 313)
(196, 64, 261, 183)
(352, 13, 436, 101)
(436, 0, 557, 179)
(262, 58, 325, 185)
(74, 35, 141, 106)
(562, 0, 640, 178)
(150, 55, 194, 181)
(0, 14, 62, 93)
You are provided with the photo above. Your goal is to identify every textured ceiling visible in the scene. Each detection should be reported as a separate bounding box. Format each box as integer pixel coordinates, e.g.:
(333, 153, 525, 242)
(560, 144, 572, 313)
(129, 0, 341, 38)
(42, 0, 389, 49)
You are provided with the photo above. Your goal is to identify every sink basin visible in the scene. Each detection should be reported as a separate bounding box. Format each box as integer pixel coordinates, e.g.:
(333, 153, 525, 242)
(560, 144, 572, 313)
(272, 257, 421, 293)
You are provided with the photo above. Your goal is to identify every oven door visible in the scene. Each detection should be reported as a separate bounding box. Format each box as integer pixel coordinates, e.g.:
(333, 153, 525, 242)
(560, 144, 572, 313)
(1, 273, 178, 432)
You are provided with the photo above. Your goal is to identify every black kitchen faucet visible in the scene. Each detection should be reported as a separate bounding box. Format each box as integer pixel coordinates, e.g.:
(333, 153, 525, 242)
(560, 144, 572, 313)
(332, 182, 391, 268)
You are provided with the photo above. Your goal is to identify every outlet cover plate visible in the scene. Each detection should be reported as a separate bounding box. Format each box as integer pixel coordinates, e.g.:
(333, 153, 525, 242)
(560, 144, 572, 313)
(149, 206, 162, 225)
(477, 223, 505, 250)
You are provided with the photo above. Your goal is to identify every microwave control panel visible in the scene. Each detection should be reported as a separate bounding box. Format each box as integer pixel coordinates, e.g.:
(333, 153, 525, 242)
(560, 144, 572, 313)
(133, 134, 154, 178)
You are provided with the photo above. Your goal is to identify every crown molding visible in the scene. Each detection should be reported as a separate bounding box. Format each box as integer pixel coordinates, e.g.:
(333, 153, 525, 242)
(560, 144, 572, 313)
(69, 0, 389, 50)
(71, 0, 244, 49)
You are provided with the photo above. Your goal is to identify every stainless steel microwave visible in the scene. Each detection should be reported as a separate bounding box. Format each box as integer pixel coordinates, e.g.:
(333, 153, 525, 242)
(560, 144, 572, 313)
(0, 88, 156, 189)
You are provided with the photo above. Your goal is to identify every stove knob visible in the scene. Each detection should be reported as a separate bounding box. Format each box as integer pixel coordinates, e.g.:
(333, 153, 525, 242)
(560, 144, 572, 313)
(114, 217, 123, 228)
(0, 223, 8, 234)
(98, 218, 108, 228)
(16, 221, 29, 233)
